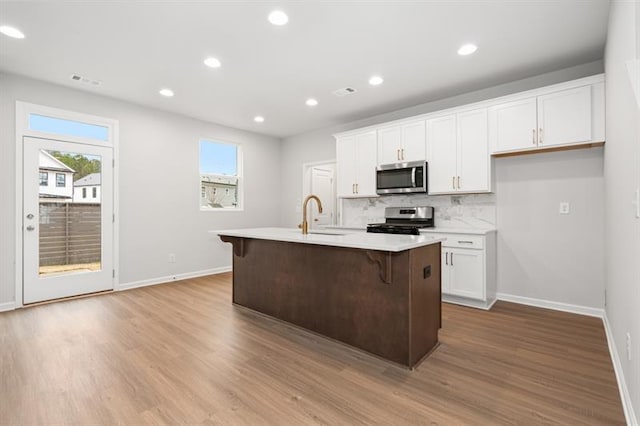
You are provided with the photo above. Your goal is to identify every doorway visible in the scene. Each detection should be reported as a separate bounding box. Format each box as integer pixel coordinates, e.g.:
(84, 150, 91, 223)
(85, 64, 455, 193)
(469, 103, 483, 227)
(16, 102, 118, 306)
(302, 161, 336, 229)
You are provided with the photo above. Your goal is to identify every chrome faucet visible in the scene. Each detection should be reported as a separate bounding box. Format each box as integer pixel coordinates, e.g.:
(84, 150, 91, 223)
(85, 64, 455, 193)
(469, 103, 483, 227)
(300, 194, 323, 234)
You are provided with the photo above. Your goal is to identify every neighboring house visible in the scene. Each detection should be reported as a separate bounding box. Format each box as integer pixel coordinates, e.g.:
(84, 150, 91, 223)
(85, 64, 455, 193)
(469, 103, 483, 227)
(73, 172, 101, 203)
(39, 150, 74, 201)
(201, 175, 237, 208)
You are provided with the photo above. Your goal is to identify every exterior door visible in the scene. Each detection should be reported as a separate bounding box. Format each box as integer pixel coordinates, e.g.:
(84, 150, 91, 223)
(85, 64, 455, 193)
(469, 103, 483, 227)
(309, 166, 335, 227)
(23, 136, 114, 304)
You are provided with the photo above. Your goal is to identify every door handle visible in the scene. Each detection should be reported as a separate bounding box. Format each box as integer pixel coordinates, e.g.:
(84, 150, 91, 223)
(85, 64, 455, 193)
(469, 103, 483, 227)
(452, 176, 455, 190)
(457, 176, 460, 189)
(539, 128, 543, 144)
(451, 253, 454, 266)
(26, 214, 34, 220)
(532, 129, 536, 145)
(26, 225, 35, 231)
(401, 148, 405, 160)
(445, 252, 448, 265)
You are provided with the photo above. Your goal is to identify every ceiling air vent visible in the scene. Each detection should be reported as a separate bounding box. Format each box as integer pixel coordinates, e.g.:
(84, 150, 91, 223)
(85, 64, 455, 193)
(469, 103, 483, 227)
(70, 74, 102, 87)
(332, 87, 357, 97)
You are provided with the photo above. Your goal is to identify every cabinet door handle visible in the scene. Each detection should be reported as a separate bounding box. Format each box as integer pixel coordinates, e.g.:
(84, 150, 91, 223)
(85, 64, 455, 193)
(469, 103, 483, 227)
(397, 149, 400, 161)
(356, 183, 358, 194)
(451, 252, 454, 266)
(539, 128, 543, 144)
(452, 176, 455, 190)
(401, 148, 405, 160)
(458, 240, 473, 244)
(457, 176, 460, 189)
(352, 183, 355, 194)
(532, 129, 536, 145)
(445, 252, 448, 265)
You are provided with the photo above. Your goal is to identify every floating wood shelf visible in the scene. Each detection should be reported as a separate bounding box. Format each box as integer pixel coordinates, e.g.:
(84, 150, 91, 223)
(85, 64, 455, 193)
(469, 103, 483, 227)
(492, 141, 605, 158)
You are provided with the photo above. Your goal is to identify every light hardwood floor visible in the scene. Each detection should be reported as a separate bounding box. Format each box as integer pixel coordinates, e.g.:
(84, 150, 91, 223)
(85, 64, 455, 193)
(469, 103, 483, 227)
(0, 273, 625, 425)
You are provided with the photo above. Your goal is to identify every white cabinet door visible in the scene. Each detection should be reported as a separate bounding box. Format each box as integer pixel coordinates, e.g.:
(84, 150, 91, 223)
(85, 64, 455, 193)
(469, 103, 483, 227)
(336, 136, 356, 197)
(401, 120, 426, 163)
(489, 97, 537, 153)
(427, 115, 457, 194)
(441, 250, 452, 294)
(354, 131, 378, 197)
(457, 108, 489, 192)
(449, 248, 485, 300)
(378, 126, 402, 165)
(537, 85, 592, 147)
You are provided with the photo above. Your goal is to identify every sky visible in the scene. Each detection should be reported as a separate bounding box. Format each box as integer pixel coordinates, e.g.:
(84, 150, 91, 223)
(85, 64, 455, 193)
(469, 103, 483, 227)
(199, 140, 237, 176)
(30, 114, 109, 141)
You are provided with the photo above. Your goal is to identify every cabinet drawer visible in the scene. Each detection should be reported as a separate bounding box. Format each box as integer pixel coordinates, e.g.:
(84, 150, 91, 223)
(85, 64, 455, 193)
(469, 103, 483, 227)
(426, 233, 484, 249)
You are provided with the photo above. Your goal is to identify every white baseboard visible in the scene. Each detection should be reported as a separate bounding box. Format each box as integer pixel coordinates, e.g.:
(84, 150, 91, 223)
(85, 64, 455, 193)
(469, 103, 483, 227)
(496, 293, 604, 318)
(0, 301, 16, 312)
(603, 312, 638, 426)
(117, 266, 232, 291)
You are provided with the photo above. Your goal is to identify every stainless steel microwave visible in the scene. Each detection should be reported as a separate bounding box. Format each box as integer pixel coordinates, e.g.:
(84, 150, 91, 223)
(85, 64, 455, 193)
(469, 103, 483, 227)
(376, 161, 428, 195)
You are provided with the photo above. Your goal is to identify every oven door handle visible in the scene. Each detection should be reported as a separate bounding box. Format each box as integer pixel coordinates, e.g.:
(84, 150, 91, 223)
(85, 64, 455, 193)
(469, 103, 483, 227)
(411, 167, 416, 188)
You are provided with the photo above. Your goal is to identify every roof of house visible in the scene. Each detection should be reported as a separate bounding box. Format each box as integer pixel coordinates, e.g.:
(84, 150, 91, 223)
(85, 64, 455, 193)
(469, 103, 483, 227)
(73, 172, 101, 187)
(39, 150, 75, 173)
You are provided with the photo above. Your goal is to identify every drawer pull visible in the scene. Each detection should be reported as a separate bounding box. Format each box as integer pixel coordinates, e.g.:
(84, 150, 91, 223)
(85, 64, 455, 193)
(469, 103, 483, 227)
(458, 240, 474, 244)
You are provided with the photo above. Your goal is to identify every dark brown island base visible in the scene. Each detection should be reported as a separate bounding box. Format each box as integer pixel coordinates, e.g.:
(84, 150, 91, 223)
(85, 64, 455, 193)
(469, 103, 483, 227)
(219, 228, 443, 369)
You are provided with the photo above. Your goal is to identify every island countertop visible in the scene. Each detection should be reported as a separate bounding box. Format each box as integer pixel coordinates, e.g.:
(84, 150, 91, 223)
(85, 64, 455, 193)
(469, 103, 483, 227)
(214, 227, 444, 252)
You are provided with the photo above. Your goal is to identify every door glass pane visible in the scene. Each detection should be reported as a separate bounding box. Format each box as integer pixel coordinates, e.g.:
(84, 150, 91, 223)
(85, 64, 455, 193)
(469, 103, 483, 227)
(29, 114, 109, 141)
(38, 149, 102, 276)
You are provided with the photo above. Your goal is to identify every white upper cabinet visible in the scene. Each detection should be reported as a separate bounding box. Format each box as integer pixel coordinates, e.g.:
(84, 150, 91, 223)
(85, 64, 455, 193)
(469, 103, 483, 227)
(427, 108, 490, 195)
(426, 115, 457, 193)
(537, 86, 592, 147)
(457, 109, 489, 193)
(489, 82, 603, 154)
(488, 97, 538, 152)
(336, 131, 377, 198)
(377, 120, 426, 165)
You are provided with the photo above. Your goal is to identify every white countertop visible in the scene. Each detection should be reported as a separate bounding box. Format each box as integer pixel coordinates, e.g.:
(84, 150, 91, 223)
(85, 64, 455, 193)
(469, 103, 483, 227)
(214, 227, 444, 252)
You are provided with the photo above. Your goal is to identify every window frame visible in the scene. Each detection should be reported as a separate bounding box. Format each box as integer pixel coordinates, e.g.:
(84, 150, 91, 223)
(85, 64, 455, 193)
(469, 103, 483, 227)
(199, 138, 244, 212)
(55, 173, 66, 187)
(39, 171, 48, 186)
(82, 187, 87, 198)
(92, 187, 97, 198)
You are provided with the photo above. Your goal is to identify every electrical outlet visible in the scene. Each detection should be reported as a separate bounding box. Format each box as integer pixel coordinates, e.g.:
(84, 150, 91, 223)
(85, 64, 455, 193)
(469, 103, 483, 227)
(168, 253, 176, 263)
(559, 202, 570, 215)
(626, 332, 632, 361)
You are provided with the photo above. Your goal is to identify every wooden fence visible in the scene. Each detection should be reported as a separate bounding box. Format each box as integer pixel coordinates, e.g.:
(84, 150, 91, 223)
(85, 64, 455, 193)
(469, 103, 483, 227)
(39, 202, 101, 266)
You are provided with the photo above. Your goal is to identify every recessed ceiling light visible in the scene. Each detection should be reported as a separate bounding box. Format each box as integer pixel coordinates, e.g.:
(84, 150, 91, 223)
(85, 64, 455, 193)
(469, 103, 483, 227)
(159, 88, 174, 97)
(368, 75, 384, 86)
(457, 43, 478, 56)
(268, 10, 289, 26)
(254, 115, 265, 123)
(305, 98, 318, 107)
(204, 57, 221, 68)
(0, 25, 25, 39)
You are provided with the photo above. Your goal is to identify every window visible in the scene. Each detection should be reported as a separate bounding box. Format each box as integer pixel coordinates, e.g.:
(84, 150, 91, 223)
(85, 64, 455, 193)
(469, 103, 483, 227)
(29, 114, 109, 141)
(199, 140, 242, 210)
(39, 172, 48, 186)
(82, 188, 87, 198)
(56, 173, 66, 187)
(92, 187, 97, 198)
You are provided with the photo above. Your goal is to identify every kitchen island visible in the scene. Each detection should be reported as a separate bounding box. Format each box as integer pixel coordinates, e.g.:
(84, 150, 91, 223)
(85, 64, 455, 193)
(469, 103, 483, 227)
(217, 228, 443, 369)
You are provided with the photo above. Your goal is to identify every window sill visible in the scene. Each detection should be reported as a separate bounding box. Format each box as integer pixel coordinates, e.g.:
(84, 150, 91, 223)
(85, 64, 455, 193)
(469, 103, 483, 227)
(200, 207, 244, 212)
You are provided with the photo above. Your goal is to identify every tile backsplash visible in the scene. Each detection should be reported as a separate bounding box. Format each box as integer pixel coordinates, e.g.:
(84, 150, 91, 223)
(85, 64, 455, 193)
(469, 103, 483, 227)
(340, 193, 496, 229)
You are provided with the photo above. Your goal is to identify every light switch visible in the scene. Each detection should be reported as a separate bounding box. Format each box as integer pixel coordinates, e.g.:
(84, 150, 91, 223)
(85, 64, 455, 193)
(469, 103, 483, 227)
(559, 202, 570, 215)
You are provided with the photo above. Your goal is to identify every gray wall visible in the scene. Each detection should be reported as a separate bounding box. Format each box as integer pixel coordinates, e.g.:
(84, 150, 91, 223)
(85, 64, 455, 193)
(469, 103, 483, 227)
(0, 72, 281, 305)
(495, 148, 604, 309)
(604, 1, 640, 421)
(280, 61, 606, 310)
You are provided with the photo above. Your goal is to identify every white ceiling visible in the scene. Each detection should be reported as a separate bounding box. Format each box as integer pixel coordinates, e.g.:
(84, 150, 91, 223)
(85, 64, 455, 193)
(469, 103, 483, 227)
(0, 1, 610, 138)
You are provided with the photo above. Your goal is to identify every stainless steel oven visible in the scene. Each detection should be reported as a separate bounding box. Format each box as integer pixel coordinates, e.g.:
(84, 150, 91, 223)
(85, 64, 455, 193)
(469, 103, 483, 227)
(376, 161, 427, 195)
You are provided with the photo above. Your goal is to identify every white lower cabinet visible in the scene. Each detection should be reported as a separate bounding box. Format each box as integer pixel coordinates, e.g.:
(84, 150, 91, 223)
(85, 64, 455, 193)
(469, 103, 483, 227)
(429, 231, 497, 310)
